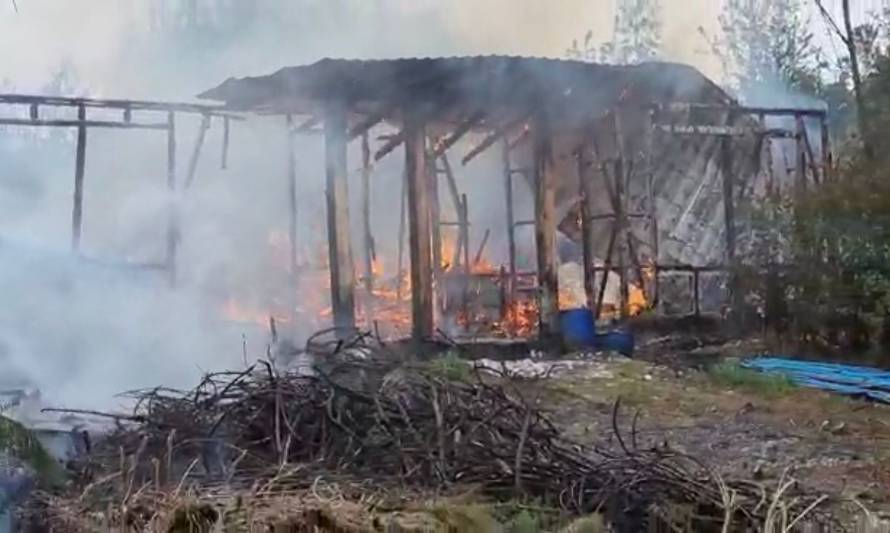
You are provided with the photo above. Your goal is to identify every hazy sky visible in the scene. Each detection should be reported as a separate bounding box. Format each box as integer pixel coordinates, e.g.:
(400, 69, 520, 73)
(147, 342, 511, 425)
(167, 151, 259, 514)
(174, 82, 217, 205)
(0, 0, 724, 98)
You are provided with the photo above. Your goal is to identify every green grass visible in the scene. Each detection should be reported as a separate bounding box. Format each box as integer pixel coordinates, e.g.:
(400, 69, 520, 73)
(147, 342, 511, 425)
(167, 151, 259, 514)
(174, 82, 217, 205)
(0, 415, 65, 488)
(427, 351, 473, 382)
(707, 361, 797, 397)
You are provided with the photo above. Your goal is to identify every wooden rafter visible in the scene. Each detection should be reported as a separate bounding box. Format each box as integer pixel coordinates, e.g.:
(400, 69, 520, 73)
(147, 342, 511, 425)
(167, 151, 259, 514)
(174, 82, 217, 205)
(431, 110, 485, 157)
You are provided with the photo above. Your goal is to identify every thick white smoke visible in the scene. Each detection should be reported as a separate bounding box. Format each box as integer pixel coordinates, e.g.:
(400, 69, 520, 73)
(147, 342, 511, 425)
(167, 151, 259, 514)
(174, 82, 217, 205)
(0, 0, 724, 409)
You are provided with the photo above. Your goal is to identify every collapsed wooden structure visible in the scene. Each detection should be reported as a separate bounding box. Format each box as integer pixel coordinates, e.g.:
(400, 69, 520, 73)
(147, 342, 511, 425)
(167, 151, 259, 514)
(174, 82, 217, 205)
(0, 93, 238, 284)
(198, 56, 830, 340)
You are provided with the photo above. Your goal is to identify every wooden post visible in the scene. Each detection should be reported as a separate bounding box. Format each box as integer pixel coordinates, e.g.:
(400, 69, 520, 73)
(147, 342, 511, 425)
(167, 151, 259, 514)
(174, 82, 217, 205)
(460, 193, 471, 324)
(577, 149, 595, 310)
(324, 103, 356, 333)
(722, 112, 738, 316)
(404, 114, 434, 340)
(820, 115, 832, 182)
(502, 140, 518, 314)
(613, 111, 629, 319)
(184, 114, 210, 189)
(396, 167, 407, 300)
(165, 111, 179, 287)
(794, 114, 807, 193)
(71, 104, 87, 252)
(428, 146, 443, 284)
(221, 117, 230, 170)
(644, 109, 659, 309)
(532, 112, 559, 338)
(693, 269, 701, 317)
(286, 115, 299, 279)
(361, 132, 375, 295)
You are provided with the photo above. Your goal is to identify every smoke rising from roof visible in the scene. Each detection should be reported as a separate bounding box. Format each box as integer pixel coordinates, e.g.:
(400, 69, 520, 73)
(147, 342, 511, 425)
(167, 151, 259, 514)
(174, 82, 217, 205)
(0, 0, 726, 411)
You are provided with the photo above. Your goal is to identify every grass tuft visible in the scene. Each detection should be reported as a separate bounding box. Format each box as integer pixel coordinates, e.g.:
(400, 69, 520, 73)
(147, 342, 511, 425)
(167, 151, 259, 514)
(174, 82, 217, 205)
(427, 351, 473, 382)
(707, 361, 797, 397)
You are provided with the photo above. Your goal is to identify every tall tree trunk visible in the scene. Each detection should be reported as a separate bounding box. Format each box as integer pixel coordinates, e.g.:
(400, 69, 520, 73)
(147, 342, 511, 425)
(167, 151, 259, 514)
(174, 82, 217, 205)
(843, 0, 873, 158)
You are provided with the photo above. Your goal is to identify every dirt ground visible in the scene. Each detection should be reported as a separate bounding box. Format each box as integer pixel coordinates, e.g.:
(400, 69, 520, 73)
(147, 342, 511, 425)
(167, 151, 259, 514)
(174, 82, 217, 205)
(524, 338, 890, 521)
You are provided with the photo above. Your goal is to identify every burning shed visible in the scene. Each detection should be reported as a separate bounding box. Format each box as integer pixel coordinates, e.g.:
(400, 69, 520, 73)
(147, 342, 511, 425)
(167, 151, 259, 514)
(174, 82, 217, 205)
(200, 56, 828, 340)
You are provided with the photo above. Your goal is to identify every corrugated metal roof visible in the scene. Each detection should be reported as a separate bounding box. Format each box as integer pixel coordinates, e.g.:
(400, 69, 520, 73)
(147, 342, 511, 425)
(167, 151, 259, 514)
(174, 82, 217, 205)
(199, 56, 733, 126)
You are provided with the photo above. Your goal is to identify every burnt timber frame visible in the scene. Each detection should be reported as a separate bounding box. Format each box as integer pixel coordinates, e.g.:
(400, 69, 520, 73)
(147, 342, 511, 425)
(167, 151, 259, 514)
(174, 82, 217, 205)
(259, 101, 829, 340)
(0, 93, 239, 286)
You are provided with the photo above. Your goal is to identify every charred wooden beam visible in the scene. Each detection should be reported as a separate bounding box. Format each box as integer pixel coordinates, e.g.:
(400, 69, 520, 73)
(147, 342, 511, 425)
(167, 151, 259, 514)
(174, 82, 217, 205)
(286, 115, 299, 279)
(577, 150, 595, 310)
(794, 115, 807, 194)
(348, 109, 391, 141)
(184, 114, 211, 189)
(502, 139, 518, 319)
(532, 112, 559, 338)
(0, 118, 169, 130)
(221, 117, 230, 170)
(404, 114, 434, 340)
(461, 117, 528, 165)
(324, 104, 356, 333)
(820, 116, 832, 182)
(71, 105, 87, 252)
(361, 132, 375, 294)
(166, 111, 179, 287)
(427, 140, 443, 285)
(722, 111, 738, 315)
(0, 93, 242, 118)
(375, 131, 405, 161)
(432, 110, 485, 157)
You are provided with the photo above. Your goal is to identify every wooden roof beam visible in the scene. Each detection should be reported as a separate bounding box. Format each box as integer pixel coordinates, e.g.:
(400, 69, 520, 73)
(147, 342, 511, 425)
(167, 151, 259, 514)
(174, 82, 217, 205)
(374, 131, 405, 161)
(461, 117, 528, 165)
(431, 110, 485, 157)
(348, 108, 393, 141)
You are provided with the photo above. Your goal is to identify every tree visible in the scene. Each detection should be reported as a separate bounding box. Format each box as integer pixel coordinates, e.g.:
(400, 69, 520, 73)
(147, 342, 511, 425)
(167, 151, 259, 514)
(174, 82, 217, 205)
(567, 0, 662, 64)
(713, 0, 824, 101)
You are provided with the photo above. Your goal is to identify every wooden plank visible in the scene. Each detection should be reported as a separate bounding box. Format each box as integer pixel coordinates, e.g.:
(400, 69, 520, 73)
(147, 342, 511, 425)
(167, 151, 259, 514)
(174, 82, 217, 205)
(348, 109, 390, 140)
(428, 146, 443, 284)
(71, 104, 87, 252)
(532, 112, 559, 338)
(404, 114, 434, 340)
(396, 167, 407, 300)
(0, 93, 242, 118)
(184, 114, 211, 189)
(324, 104, 356, 333)
(432, 110, 485, 157)
(577, 149, 595, 310)
(286, 115, 299, 278)
(0, 118, 169, 130)
(502, 140, 518, 316)
(644, 109, 659, 307)
(165, 111, 179, 287)
(461, 193, 471, 323)
(821, 116, 832, 182)
(220, 117, 230, 170)
(794, 114, 807, 194)
(375, 131, 405, 161)
(612, 111, 629, 319)
(722, 114, 737, 265)
(361, 132, 375, 295)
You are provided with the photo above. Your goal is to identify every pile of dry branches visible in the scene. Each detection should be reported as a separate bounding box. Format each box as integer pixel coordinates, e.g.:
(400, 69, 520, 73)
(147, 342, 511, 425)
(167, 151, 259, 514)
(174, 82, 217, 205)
(25, 330, 836, 531)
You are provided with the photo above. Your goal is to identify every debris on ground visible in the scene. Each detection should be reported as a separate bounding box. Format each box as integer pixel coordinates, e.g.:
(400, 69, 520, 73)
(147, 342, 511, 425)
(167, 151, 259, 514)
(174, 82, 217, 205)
(17, 331, 855, 532)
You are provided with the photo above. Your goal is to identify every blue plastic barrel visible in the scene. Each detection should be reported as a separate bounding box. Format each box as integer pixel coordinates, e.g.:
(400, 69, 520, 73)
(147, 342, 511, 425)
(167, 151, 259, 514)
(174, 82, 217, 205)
(559, 309, 596, 346)
(595, 330, 635, 357)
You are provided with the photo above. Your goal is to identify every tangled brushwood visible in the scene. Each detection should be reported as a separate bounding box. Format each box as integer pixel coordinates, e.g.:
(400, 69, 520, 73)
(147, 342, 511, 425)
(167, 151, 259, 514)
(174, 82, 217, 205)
(23, 331, 837, 531)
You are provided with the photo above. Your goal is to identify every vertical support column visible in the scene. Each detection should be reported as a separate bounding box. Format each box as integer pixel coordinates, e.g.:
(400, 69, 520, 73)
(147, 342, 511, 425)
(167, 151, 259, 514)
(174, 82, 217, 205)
(166, 111, 179, 287)
(613, 111, 629, 319)
(722, 112, 738, 315)
(361, 132, 374, 295)
(428, 145, 443, 287)
(532, 112, 559, 339)
(71, 104, 87, 252)
(794, 114, 807, 193)
(577, 149, 595, 310)
(460, 193, 471, 323)
(643, 108, 659, 309)
(324, 103, 356, 333)
(286, 115, 299, 280)
(404, 114, 434, 340)
(820, 114, 832, 183)
(502, 140, 518, 315)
